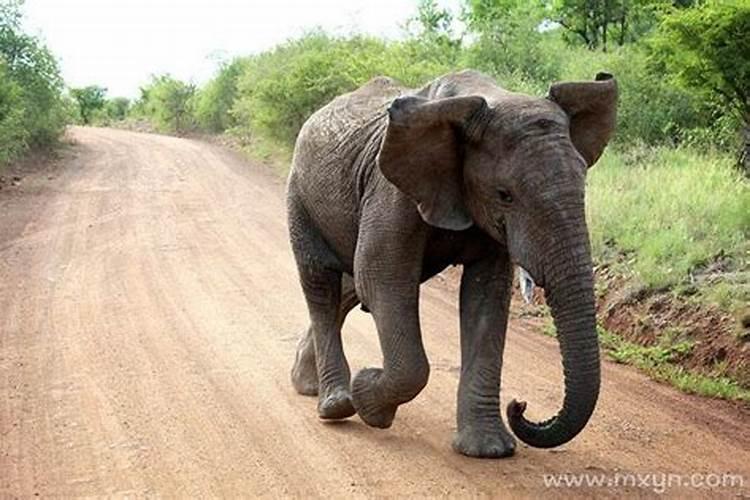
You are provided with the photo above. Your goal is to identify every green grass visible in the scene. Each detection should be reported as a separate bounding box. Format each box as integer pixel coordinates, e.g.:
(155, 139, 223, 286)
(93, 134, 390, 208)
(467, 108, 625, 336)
(587, 145, 750, 301)
(542, 322, 749, 402)
(597, 326, 750, 402)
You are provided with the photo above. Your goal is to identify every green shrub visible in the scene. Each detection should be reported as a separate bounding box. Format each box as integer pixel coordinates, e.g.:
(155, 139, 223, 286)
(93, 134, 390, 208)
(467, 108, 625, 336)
(649, 1, 750, 170)
(133, 75, 196, 134)
(0, 1, 68, 161)
(231, 31, 457, 144)
(104, 97, 130, 122)
(0, 61, 28, 163)
(70, 85, 107, 125)
(194, 58, 249, 133)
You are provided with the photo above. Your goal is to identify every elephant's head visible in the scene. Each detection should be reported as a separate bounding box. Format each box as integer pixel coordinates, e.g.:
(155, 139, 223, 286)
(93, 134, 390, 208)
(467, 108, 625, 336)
(377, 71, 617, 448)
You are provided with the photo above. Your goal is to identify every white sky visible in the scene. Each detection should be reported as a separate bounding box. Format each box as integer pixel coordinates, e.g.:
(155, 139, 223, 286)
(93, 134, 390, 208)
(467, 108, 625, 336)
(23, 0, 460, 99)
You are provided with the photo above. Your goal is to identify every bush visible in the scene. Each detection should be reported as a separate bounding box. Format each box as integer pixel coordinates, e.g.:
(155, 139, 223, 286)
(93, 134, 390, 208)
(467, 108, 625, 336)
(0, 61, 27, 163)
(232, 31, 457, 144)
(70, 85, 107, 125)
(461, 1, 561, 85)
(194, 58, 249, 133)
(0, 0, 69, 162)
(104, 97, 130, 122)
(649, 1, 750, 171)
(132, 75, 196, 134)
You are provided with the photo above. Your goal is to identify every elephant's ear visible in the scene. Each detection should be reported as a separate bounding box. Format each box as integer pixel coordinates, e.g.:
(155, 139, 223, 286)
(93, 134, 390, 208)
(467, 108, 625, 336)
(548, 72, 618, 168)
(377, 95, 487, 231)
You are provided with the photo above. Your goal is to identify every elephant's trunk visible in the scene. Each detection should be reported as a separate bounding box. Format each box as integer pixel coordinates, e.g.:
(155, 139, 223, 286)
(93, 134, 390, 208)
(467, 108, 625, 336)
(507, 226, 600, 448)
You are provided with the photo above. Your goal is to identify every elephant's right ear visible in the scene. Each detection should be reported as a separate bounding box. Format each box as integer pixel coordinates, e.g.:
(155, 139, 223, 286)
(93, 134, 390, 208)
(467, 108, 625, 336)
(376, 95, 487, 231)
(548, 72, 618, 168)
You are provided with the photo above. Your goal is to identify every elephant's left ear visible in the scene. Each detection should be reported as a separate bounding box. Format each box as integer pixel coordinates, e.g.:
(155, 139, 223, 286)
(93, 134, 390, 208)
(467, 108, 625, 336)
(548, 72, 618, 168)
(377, 95, 487, 231)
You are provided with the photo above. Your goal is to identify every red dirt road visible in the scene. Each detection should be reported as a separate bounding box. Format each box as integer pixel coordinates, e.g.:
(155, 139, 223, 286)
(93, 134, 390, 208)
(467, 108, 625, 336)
(1, 127, 748, 497)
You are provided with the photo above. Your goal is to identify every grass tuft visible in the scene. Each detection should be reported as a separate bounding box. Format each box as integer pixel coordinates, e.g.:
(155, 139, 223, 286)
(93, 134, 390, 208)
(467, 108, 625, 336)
(597, 326, 750, 402)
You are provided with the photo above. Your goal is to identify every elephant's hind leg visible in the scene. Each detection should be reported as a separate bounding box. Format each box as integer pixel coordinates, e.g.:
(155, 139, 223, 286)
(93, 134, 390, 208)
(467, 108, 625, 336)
(291, 325, 318, 396)
(291, 275, 360, 398)
(288, 199, 356, 420)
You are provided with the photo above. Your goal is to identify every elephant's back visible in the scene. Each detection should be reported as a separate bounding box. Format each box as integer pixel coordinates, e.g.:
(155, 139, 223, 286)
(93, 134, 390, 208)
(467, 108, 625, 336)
(294, 76, 404, 165)
(288, 77, 405, 271)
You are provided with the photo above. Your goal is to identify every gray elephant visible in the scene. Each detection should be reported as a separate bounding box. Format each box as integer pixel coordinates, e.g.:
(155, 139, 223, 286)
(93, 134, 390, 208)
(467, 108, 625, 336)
(286, 70, 617, 458)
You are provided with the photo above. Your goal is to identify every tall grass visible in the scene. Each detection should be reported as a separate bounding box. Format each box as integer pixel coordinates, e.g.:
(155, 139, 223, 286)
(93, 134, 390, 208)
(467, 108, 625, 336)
(587, 146, 749, 289)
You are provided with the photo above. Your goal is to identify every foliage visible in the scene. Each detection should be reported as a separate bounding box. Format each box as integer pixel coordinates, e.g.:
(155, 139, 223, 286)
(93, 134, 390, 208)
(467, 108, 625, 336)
(194, 58, 248, 133)
(0, 0, 68, 162)
(85, 96, 131, 126)
(649, 1, 750, 172)
(232, 31, 456, 143)
(462, 0, 561, 83)
(551, 0, 669, 51)
(408, 0, 461, 50)
(70, 85, 107, 124)
(133, 75, 196, 134)
(104, 97, 130, 122)
(651, 2, 749, 120)
(0, 60, 27, 163)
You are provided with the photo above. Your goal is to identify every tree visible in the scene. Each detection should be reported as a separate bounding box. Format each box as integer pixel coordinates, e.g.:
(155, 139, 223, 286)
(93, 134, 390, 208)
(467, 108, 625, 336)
(462, 0, 560, 82)
(651, 2, 750, 174)
(71, 85, 107, 124)
(194, 58, 247, 132)
(134, 75, 196, 134)
(104, 97, 130, 122)
(0, 0, 67, 151)
(0, 61, 27, 163)
(552, 0, 666, 51)
(410, 0, 455, 39)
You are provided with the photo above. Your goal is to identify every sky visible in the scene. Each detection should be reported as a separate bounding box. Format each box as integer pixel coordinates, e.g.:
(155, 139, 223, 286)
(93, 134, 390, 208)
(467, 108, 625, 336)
(23, 0, 460, 99)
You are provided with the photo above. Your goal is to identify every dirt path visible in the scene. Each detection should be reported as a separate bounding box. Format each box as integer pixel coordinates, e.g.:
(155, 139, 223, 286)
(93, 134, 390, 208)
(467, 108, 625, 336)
(1, 127, 748, 498)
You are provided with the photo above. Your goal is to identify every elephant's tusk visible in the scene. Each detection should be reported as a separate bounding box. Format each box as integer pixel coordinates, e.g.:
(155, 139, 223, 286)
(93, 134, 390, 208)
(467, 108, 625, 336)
(518, 267, 535, 304)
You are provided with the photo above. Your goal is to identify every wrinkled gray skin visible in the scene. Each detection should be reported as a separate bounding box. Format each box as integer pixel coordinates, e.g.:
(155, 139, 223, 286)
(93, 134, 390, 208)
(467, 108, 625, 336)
(286, 70, 617, 458)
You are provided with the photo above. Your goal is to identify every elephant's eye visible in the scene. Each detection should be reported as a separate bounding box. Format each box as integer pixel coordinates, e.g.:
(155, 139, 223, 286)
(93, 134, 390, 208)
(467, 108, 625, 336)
(497, 188, 514, 205)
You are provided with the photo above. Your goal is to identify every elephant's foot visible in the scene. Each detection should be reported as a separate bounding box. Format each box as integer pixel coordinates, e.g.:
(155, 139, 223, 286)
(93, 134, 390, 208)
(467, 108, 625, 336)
(351, 368, 398, 428)
(452, 425, 516, 458)
(318, 387, 355, 420)
(291, 330, 318, 396)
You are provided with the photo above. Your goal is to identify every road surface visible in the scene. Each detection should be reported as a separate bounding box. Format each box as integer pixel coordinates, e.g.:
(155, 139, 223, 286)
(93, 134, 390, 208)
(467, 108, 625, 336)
(1, 127, 748, 497)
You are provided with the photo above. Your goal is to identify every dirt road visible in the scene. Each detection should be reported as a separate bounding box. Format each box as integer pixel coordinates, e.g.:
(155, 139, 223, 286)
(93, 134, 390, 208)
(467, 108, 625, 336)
(1, 127, 748, 498)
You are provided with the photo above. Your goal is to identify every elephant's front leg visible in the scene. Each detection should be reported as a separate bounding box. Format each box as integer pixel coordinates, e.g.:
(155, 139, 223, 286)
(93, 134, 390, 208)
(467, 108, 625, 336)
(350, 279, 429, 429)
(350, 217, 430, 429)
(453, 250, 516, 458)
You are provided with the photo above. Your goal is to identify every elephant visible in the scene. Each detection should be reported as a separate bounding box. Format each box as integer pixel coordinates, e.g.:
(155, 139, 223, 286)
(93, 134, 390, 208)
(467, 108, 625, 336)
(286, 69, 617, 458)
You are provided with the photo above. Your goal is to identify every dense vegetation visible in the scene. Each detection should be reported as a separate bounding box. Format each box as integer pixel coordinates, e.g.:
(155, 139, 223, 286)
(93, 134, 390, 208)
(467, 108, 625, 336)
(0, 0, 70, 164)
